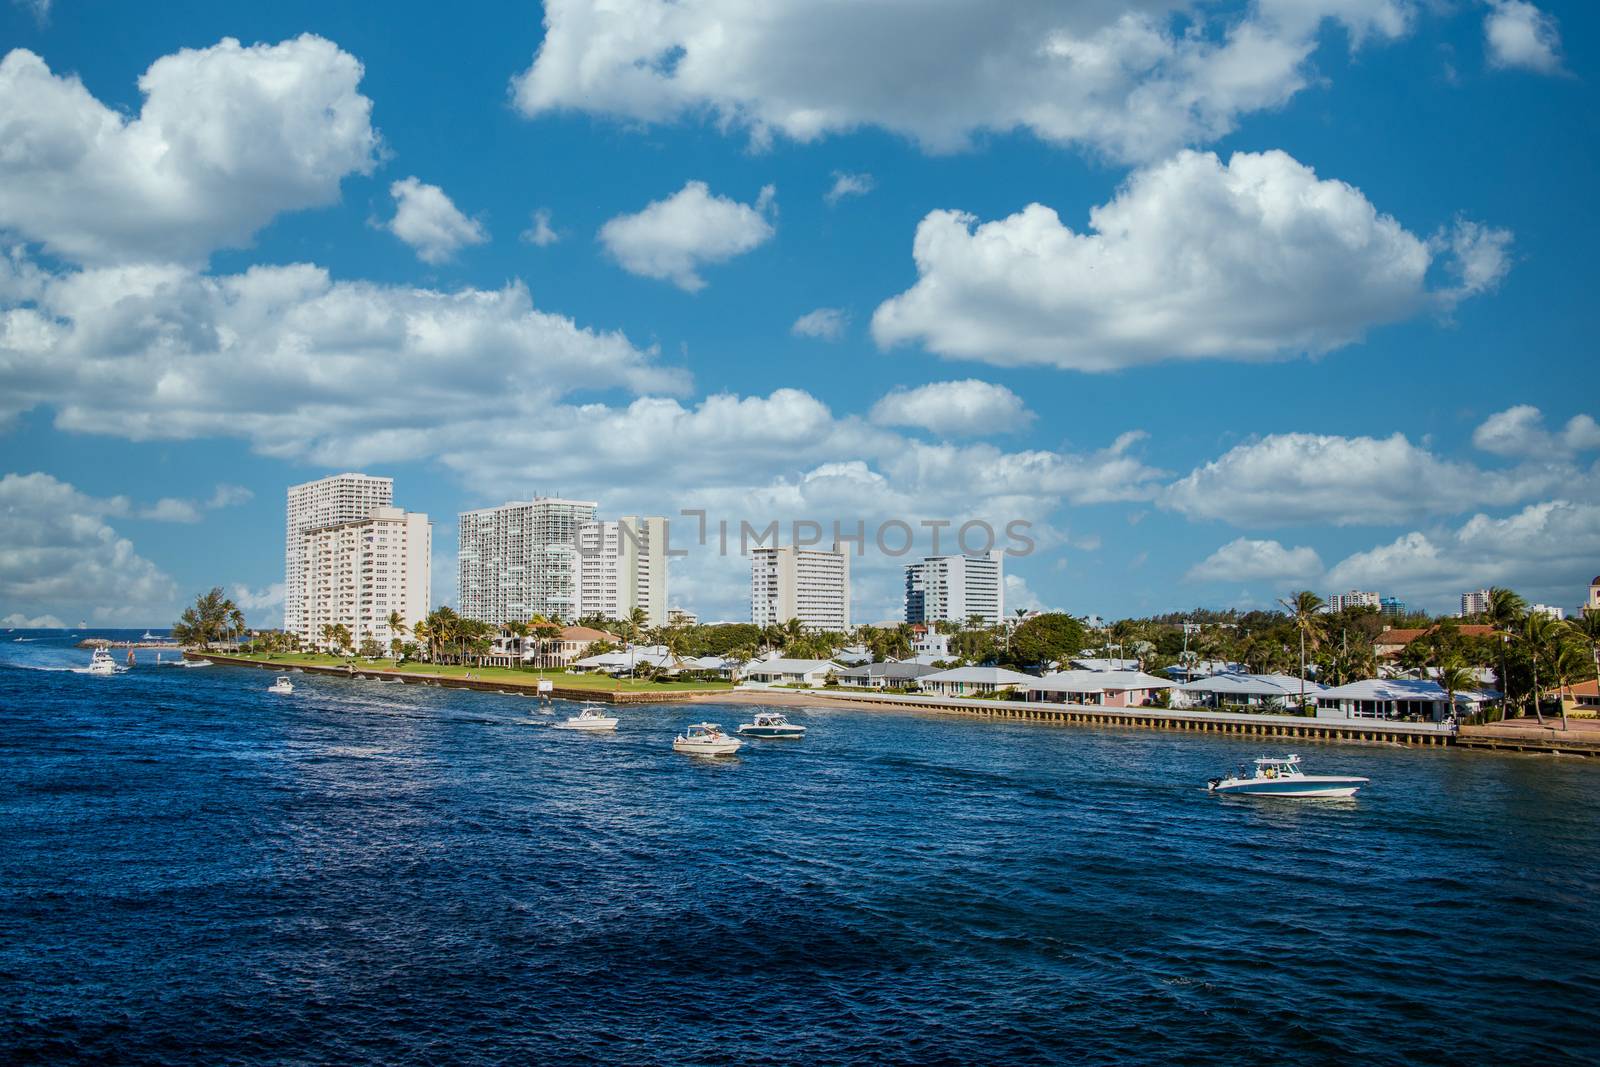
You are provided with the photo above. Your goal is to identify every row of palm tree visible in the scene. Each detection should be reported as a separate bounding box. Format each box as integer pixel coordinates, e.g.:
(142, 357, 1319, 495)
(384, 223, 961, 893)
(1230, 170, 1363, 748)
(172, 588, 246, 649)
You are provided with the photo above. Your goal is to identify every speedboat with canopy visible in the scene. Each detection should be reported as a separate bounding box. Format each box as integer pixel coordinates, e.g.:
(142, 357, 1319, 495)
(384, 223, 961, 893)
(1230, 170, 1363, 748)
(1208, 755, 1368, 798)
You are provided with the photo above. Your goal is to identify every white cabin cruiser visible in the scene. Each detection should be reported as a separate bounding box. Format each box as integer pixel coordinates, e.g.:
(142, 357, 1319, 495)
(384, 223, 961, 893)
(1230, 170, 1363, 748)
(268, 676, 295, 695)
(553, 704, 619, 732)
(673, 722, 743, 756)
(75, 647, 124, 675)
(737, 711, 806, 739)
(1208, 755, 1369, 798)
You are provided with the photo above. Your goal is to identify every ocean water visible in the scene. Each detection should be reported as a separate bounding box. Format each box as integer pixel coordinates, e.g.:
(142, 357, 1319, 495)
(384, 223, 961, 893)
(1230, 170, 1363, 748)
(3, 630, 1598, 1064)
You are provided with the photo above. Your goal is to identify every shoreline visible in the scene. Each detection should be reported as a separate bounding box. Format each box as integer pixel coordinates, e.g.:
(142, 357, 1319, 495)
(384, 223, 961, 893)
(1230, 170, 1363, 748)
(187, 653, 1600, 756)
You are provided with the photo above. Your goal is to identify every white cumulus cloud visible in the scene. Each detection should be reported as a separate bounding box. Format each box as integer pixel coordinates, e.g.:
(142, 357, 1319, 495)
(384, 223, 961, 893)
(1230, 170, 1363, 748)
(0, 35, 377, 265)
(870, 380, 1034, 436)
(599, 181, 776, 291)
(792, 307, 848, 341)
(0, 256, 688, 462)
(0, 472, 177, 624)
(1326, 499, 1600, 608)
(1186, 537, 1324, 583)
(385, 177, 489, 264)
(1484, 1, 1565, 75)
(1473, 405, 1600, 459)
(873, 149, 1506, 371)
(511, 0, 1414, 162)
(1163, 431, 1573, 527)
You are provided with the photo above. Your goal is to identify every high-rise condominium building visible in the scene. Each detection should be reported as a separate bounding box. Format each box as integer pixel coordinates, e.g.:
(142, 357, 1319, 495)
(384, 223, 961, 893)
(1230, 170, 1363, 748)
(576, 515, 668, 626)
(1380, 596, 1406, 619)
(285, 473, 393, 635)
(750, 544, 851, 632)
(298, 507, 431, 651)
(458, 497, 598, 624)
(904, 552, 1004, 626)
(1328, 590, 1381, 612)
(1461, 589, 1491, 617)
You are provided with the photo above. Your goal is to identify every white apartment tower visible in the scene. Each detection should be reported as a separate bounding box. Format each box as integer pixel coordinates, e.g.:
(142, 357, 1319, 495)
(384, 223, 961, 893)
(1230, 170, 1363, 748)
(751, 544, 851, 632)
(1328, 590, 1381, 612)
(576, 515, 668, 627)
(298, 507, 432, 651)
(905, 552, 1004, 626)
(1461, 589, 1491, 617)
(458, 497, 597, 624)
(285, 473, 393, 635)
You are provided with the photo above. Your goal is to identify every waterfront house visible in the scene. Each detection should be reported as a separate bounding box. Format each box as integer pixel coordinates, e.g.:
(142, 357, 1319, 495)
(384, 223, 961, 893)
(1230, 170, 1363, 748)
(1162, 659, 1247, 683)
(743, 658, 841, 687)
(1176, 673, 1322, 710)
(1025, 670, 1173, 707)
(1544, 679, 1600, 719)
(918, 666, 1037, 697)
(835, 661, 941, 689)
(1314, 678, 1498, 722)
(1070, 657, 1142, 672)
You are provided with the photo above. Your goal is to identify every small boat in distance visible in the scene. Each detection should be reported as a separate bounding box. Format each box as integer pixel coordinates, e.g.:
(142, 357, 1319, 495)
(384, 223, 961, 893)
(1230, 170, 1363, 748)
(553, 704, 619, 732)
(673, 722, 743, 757)
(1208, 755, 1369, 799)
(75, 648, 123, 676)
(268, 676, 295, 695)
(141, 630, 159, 640)
(737, 711, 806, 739)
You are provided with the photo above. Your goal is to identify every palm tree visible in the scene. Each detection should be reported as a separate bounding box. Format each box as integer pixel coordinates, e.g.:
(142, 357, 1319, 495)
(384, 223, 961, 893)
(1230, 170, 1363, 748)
(1485, 587, 1526, 718)
(1569, 608, 1600, 696)
(1437, 656, 1476, 725)
(1277, 590, 1326, 710)
(1550, 638, 1588, 732)
(1519, 612, 1561, 725)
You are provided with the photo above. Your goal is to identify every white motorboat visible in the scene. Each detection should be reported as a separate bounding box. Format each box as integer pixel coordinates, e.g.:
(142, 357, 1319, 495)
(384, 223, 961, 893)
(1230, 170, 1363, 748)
(673, 722, 743, 756)
(268, 676, 295, 695)
(553, 704, 619, 732)
(737, 710, 807, 739)
(75, 647, 123, 675)
(141, 630, 159, 640)
(1208, 755, 1369, 798)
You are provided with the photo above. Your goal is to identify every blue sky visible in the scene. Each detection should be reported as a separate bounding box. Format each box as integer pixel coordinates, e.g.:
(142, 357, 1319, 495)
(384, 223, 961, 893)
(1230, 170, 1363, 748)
(1, 0, 1596, 628)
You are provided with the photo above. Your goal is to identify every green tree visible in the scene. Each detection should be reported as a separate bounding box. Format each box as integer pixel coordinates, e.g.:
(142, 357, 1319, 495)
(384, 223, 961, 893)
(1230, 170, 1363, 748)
(1008, 613, 1087, 669)
(1277, 590, 1326, 708)
(172, 587, 240, 649)
(1485, 587, 1527, 717)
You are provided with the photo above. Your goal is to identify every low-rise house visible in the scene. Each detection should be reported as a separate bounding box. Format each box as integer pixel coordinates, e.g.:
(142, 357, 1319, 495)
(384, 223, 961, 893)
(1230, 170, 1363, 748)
(1025, 670, 1173, 707)
(1070, 657, 1142, 673)
(571, 644, 678, 675)
(836, 661, 941, 689)
(1314, 678, 1498, 722)
(1545, 679, 1600, 719)
(536, 625, 614, 669)
(1176, 673, 1322, 709)
(1375, 624, 1498, 660)
(1162, 660, 1246, 683)
(918, 666, 1037, 697)
(743, 658, 841, 687)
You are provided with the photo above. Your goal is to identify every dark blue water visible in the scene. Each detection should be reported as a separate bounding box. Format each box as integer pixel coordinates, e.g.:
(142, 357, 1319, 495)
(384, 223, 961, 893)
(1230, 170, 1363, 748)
(4, 631, 1598, 1064)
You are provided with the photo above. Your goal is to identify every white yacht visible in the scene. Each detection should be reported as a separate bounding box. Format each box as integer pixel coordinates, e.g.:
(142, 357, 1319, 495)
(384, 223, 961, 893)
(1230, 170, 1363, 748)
(76, 648, 123, 675)
(553, 704, 619, 732)
(1208, 755, 1369, 799)
(737, 711, 807, 739)
(141, 630, 159, 641)
(268, 676, 295, 695)
(673, 722, 743, 756)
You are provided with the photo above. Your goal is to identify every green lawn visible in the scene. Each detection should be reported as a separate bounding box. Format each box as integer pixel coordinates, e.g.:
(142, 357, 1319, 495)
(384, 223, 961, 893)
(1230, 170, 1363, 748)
(222, 651, 732, 692)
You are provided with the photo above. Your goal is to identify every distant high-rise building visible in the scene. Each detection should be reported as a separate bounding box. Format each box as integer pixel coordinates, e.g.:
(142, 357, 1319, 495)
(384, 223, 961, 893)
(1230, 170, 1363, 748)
(668, 608, 698, 627)
(576, 515, 668, 627)
(1379, 596, 1406, 619)
(905, 552, 1004, 626)
(458, 497, 597, 624)
(285, 473, 393, 635)
(1328, 590, 1381, 612)
(751, 544, 850, 632)
(298, 507, 431, 651)
(1589, 577, 1600, 612)
(1461, 589, 1491, 617)
(1530, 603, 1566, 621)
